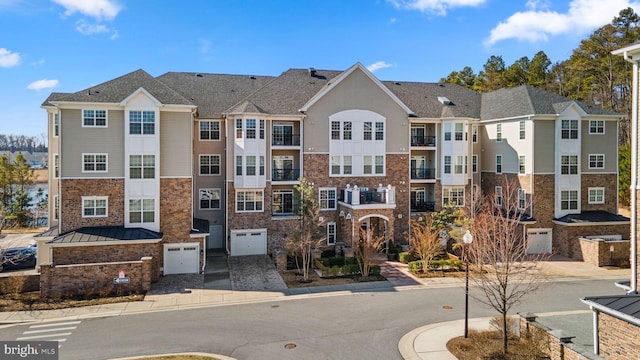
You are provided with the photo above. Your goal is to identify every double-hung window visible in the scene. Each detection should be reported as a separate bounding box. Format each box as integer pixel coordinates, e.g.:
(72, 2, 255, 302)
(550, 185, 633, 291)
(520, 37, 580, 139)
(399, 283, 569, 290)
(588, 154, 604, 169)
(319, 188, 337, 210)
(343, 156, 352, 175)
(495, 186, 503, 207)
(496, 155, 502, 174)
(236, 190, 263, 212)
(129, 199, 155, 223)
(519, 155, 526, 174)
(200, 121, 220, 140)
(472, 154, 477, 173)
(331, 121, 340, 140)
(496, 124, 502, 142)
(54, 113, 59, 136)
(364, 156, 372, 174)
(130, 155, 155, 179)
(518, 189, 526, 210)
(375, 122, 384, 140)
(455, 123, 464, 141)
(236, 156, 243, 176)
(343, 121, 352, 140)
(83, 153, 107, 172)
(444, 123, 451, 141)
(561, 155, 578, 174)
(364, 122, 372, 140)
(331, 156, 341, 175)
(588, 187, 604, 204)
(561, 190, 578, 210)
(83, 110, 107, 127)
(472, 125, 477, 143)
(375, 155, 384, 174)
(561, 120, 578, 139)
(455, 156, 464, 174)
(130, 111, 155, 135)
(444, 156, 451, 174)
(246, 156, 257, 176)
(443, 187, 464, 207)
(200, 188, 221, 210)
(236, 119, 243, 138)
(589, 120, 604, 134)
(246, 119, 256, 139)
(519, 120, 526, 140)
(200, 155, 220, 175)
(82, 196, 107, 217)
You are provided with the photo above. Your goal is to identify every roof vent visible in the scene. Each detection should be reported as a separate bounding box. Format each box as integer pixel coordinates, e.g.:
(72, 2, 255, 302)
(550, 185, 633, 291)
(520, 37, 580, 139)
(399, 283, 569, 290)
(394, 82, 401, 85)
(250, 76, 256, 80)
(195, 73, 203, 77)
(308, 68, 317, 77)
(438, 96, 453, 105)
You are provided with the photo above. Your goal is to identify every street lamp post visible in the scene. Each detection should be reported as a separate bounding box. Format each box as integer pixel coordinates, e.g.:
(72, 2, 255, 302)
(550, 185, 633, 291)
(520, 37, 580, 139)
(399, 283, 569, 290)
(463, 230, 473, 338)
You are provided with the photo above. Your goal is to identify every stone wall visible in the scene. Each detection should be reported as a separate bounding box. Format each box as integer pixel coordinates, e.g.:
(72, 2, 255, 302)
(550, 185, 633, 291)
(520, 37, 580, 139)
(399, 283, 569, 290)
(519, 314, 596, 360)
(51, 243, 161, 280)
(598, 312, 640, 360)
(39, 257, 153, 300)
(0, 274, 39, 295)
(60, 178, 125, 233)
(160, 178, 193, 242)
(553, 224, 630, 262)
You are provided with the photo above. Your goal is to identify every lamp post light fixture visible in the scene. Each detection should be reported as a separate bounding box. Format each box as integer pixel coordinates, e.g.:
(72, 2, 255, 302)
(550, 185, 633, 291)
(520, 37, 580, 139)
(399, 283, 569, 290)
(463, 229, 473, 338)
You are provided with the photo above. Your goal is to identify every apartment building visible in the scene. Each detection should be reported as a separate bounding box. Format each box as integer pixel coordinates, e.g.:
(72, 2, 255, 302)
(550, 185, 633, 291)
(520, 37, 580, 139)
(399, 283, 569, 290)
(40, 63, 626, 277)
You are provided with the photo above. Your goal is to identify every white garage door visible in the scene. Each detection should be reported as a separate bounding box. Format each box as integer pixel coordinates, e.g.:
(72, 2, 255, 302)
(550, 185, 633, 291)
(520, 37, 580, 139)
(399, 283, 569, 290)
(230, 229, 267, 256)
(164, 243, 200, 275)
(527, 229, 552, 254)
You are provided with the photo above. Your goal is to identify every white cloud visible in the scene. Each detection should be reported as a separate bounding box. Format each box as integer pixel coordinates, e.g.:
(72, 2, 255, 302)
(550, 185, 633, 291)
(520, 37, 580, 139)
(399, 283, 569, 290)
(387, 0, 487, 16)
(486, 0, 640, 45)
(52, 0, 121, 21)
(0, 48, 21, 67)
(76, 20, 109, 35)
(27, 79, 59, 91)
(31, 58, 45, 66)
(367, 61, 394, 72)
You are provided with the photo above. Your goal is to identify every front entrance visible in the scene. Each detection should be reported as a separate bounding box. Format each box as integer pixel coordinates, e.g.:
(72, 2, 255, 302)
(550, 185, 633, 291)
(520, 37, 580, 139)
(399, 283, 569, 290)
(359, 216, 388, 243)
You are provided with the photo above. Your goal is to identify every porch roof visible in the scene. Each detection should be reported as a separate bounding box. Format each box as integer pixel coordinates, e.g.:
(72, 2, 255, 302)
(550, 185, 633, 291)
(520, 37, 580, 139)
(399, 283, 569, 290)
(554, 211, 630, 225)
(582, 294, 640, 327)
(47, 226, 163, 244)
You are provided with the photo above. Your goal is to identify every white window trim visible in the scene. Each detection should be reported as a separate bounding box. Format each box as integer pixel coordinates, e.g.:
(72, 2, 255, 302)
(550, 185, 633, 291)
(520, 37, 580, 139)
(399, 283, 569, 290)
(129, 198, 155, 224)
(495, 186, 503, 207)
(496, 124, 502, 142)
(472, 154, 478, 173)
(443, 187, 465, 207)
(199, 188, 221, 210)
(472, 125, 478, 143)
(199, 154, 221, 176)
(519, 120, 526, 140)
(519, 155, 526, 174)
(82, 153, 108, 173)
(53, 194, 59, 221)
(589, 120, 605, 135)
(82, 109, 108, 128)
(588, 187, 605, 204)
(496, 154, 502, 174)
(54, 153, 59, 179)
(82, 196, 108, 218)
(236, 190, 264, 213)
(588, 154, 605, 169)
(129, 110, 156, 135)
(327, 222, 337, 245)
(560, 190, 579, 210)
(517, 189, 526, 210)
(319, 187, 337, 210)
(561, 119, 579, 140)
(54, 113, 59, 137)
(199, 120, 221, 141)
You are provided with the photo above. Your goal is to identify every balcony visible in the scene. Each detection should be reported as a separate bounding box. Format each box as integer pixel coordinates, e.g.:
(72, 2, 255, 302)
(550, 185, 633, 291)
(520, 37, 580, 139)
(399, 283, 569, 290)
(341, 184, 396, 208)
(272, 134, 300, 146)
(411, 201, 435, 213)
(411, 135, 436, 147)
(411, 168, 436, 180)
(272, 168, 300, 182)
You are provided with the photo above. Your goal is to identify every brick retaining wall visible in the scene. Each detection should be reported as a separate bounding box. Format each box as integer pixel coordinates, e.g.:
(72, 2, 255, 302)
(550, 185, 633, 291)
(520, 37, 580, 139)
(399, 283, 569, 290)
(40, 257, 152, 299)
(0, 274, 40, 295)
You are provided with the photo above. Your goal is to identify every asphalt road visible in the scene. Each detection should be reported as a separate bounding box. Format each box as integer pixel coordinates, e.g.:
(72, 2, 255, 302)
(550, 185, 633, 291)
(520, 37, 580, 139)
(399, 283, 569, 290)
(0, 277, 626, 360)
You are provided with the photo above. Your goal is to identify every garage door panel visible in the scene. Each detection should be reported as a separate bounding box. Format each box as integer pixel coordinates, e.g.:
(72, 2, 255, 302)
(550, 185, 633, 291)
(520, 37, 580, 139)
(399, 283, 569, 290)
(230, 230, 267, 256)
(527, 229, 552, 254)
(164, 243, 199, 274)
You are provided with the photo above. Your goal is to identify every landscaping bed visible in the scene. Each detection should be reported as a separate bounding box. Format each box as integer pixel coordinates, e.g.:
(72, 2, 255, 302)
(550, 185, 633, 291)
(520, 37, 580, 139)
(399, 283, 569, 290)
(0, 291, 144, 312)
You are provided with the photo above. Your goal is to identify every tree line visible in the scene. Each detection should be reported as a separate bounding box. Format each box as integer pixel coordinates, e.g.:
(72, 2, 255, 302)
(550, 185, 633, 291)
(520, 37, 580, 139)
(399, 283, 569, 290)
(0, 133, 47, 153)
(0, 153, 43, 232)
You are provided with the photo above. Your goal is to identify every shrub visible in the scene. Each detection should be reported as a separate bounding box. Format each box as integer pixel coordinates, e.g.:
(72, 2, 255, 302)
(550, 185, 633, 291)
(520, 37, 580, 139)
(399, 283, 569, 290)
(341, 264, 360, 276)
(369, 265, 381, 276)
(328, 257, 346, 267)
(398, 251, 415, 264)
(408, 260, 423, 273)
(327, 265, 341, 277)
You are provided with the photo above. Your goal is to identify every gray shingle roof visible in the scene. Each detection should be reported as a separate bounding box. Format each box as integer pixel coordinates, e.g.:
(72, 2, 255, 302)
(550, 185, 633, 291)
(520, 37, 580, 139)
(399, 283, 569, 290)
(48, 226, 163, 244)
(227, 68, 343, 115)
(554, 210, 630, 224)
(582, 294, 640, 325)
(42, 69, 193, 107)
(481, 85, 621, 119)
(382, 81, 482, 118)
(156, 72, 274, 117)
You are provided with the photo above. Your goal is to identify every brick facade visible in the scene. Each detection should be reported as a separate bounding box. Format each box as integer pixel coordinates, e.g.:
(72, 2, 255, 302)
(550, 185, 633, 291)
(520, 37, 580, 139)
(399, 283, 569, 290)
(52, 242, 161, 280)
(60, 178, 125, 233)
(160, 178, 193, 242)
(598, 312, 640, 360)
(519, 314, 592, 360)
(40, 257, 153, 300)
(581, 173, 618, 213)
(553, 224, 630, 261)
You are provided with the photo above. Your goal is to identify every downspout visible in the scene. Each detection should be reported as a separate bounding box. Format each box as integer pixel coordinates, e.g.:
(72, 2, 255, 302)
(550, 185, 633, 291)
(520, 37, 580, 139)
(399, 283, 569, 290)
(225, 115, 230, 256)
(592, 308, 599, 355)
(629, 54, 639, 293)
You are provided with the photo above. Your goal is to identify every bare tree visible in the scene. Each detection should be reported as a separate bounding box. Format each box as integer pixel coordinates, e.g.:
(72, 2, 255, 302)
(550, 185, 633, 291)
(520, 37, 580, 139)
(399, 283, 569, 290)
(465, 178, 550, 355)
(284, 178, 325, 282)
(354, 227, 385, 280)
(409, 217, 444, 273)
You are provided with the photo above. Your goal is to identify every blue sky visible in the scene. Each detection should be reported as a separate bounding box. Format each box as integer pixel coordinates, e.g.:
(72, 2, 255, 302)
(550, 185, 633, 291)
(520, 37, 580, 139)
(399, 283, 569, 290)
(2, 0, 640, 139)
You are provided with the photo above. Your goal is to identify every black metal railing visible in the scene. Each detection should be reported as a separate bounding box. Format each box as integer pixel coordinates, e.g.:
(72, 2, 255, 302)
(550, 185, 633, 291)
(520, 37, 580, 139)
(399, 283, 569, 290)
(411, 135, 436, 147)
(411, 168, 436, 180)
(272, 134, 301, 146)
(411, 201, 435, 212)
(272, 168, 300, 181)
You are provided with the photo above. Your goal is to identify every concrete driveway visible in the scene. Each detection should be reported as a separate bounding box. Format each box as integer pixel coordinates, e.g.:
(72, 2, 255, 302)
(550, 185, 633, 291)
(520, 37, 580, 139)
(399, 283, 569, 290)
(228, 255, 287, 291)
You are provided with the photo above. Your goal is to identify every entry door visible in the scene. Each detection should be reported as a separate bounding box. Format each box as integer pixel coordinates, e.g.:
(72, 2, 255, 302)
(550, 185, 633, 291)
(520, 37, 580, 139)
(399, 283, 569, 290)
(208, 225, 223, 249)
